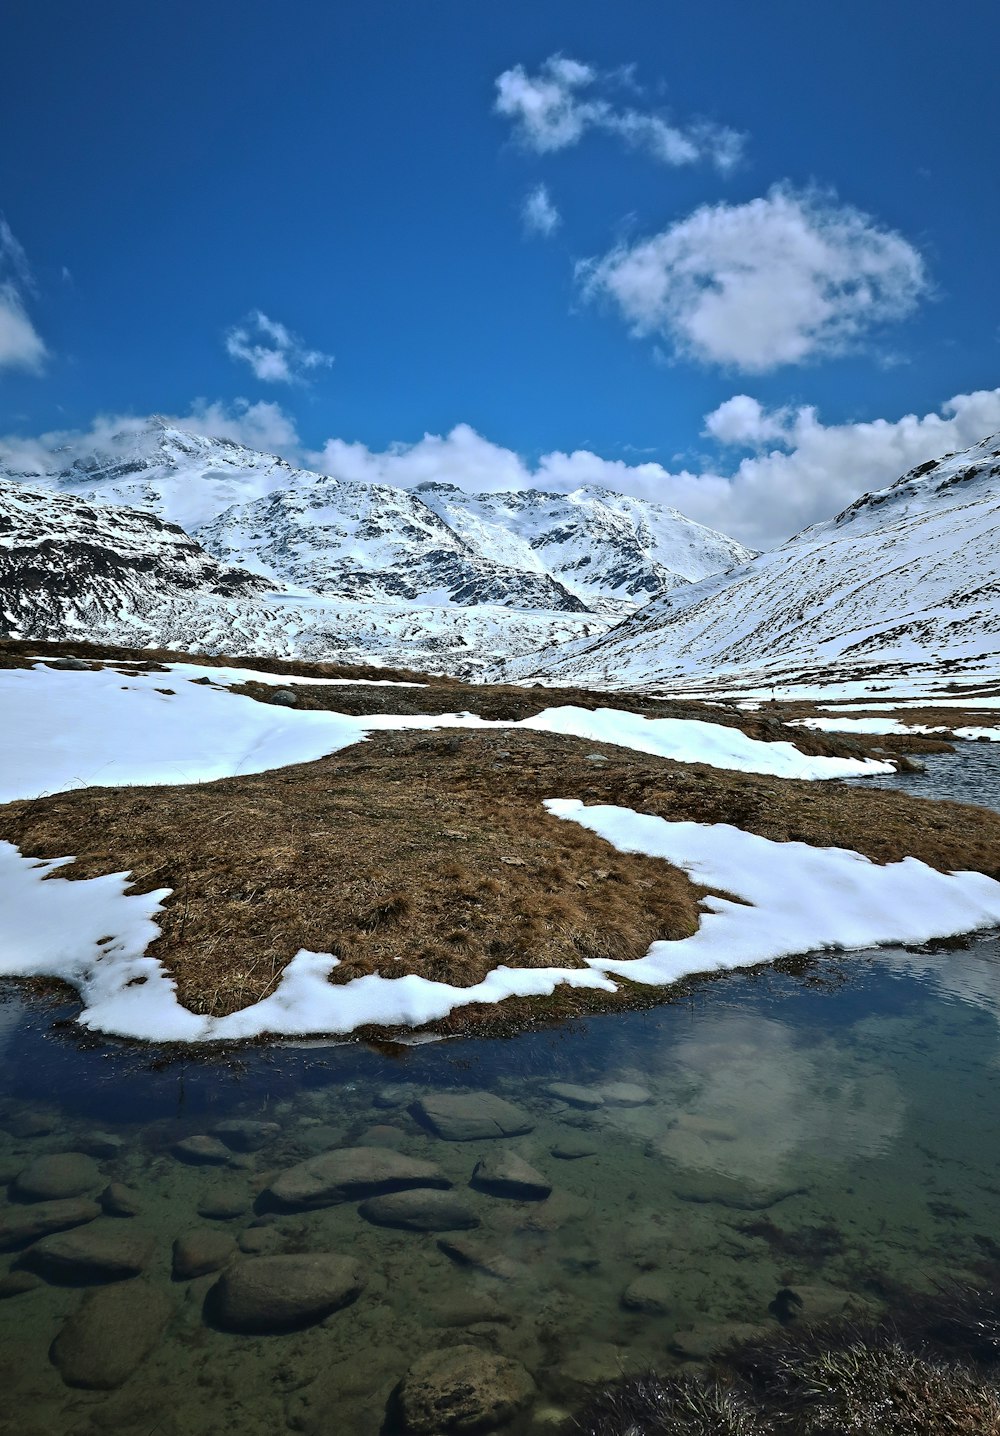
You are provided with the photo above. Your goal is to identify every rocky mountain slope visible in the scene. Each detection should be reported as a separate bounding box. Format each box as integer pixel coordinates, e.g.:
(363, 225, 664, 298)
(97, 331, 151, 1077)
(0, 481, 271, 640)
(411, 481, 749, 617)
(4, 419, 752, 617)
(499, 434, 1000, 695)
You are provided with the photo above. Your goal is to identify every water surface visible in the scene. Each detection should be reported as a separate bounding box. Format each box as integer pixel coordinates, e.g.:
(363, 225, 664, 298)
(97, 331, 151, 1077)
(3, 936, 1000, 1435)
(849, 734, 1000, 813)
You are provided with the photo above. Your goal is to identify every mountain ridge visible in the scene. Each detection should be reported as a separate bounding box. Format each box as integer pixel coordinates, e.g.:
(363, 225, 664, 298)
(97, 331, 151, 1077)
(495, 432, 1000, 694)
(3, 421, 754, 619)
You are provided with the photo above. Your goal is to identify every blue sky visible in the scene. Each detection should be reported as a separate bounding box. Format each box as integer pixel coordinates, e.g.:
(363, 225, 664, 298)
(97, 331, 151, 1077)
(2, 0, 999, 546)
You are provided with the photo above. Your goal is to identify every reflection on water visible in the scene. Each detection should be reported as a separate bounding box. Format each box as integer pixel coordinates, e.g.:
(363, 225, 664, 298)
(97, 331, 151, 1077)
(2, 937, 1000, 1435)
(654, 1013, 905, 1187)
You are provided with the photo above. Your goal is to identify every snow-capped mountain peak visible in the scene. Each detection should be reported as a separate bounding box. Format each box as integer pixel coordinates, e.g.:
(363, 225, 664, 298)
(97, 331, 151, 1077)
(4, 425, 753, 619)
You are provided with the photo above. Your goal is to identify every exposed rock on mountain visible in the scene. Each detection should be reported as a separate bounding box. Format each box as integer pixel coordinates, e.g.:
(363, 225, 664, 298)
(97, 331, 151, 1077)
(0, 481, 271, 641)
(0, 479, 607, 671)
(411, 481, 752, 617)
(195, 481, 589, 611)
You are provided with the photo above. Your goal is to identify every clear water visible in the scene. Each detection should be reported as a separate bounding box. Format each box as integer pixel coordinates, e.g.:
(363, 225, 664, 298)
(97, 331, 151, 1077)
(0, 744, 999, 1435)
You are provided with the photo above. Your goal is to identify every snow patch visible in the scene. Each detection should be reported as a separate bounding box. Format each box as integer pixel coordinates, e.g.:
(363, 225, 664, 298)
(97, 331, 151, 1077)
(545, 800, 1000, 985)
(795, 714, 1000, 742)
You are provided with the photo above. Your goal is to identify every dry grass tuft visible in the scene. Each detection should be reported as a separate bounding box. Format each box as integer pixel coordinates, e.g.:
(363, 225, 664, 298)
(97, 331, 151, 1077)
(574, 1288, 1000, 1435)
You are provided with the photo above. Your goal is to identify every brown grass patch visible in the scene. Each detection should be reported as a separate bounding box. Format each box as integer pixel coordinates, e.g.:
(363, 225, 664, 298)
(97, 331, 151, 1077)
(1, 640, 998, 1036)
(0, 732, 706, 1020)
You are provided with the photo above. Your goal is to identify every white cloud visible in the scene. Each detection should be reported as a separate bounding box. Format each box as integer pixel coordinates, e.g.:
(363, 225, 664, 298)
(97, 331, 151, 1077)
(495, 55, 744, 173)
(680, 387, 1000, 547)
(308, 388, 1000, 550)
(0, 399, 305, 477)
(0, 220, 46, 375)
(308, 423, 528, 492)
(521, 183, 561, 237)
(180, 397, 303, 453)
(703, 394, 791, 447)
(580, 186, 927, 373)
(224, 310, 333, 385)
(6, 388, 1000, 555)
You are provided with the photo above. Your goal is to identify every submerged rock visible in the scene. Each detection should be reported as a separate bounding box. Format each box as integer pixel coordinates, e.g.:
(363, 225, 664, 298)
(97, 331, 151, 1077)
(437, 1236, 521, 1282)
(518, 1189, 589, 1231)
(621, 1273, 673, 1315)
(373, 1085, 416, 1110)
(4, 1108, 57, 1139)
(26, 1223, 155, 1282)
(0, 1198, 100, 1251)
(197, 1181, 249, 1220)
(546, 1082, 604, 1109)
(598, 1082, 652, 1107)
(13, 1152, 101, 1201)
(396, 1344, 535, 1434)
(212, 1118, 280, 1153)
(413, 1092, 533, 1141)
(172, 1228, 236, 1280)
(50, 1281, 172, 1388)
(173, 1134, 232, 1165)
(0, 1270, 43, 1298)
(360, 1189, 480, 1232)
(550, 1342, 641, 1400)
(79, 1131, 126, 1159)
(670, 1170, 807, 1210)
(237, 1226, 282, 1255)
(210, 1253, 365, 1332)
(357, 1123, 410, 1149)
(267, 1146, 449, 1208)
(670, 1320, 773, 1360)
(471, 1153, 551, 1202)
(100, 1182, 141, 1218)
(550, 1139, 597, 1161)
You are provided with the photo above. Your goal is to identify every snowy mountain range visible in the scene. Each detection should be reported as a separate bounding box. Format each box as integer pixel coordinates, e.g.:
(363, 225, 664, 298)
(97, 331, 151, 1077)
(500, 433, 1000, 694)
(7, 418, 996, 693)
(0, 420, 750, 672)
(0, 477, 610, 668)
(5, 419, 752, 619)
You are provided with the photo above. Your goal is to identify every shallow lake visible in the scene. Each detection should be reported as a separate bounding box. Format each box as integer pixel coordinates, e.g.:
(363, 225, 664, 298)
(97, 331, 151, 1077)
(848, 732, 1000, 813)
(1, 742, 999, 1435)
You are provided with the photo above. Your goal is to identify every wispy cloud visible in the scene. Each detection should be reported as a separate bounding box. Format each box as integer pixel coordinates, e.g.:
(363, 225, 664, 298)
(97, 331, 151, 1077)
(579, 186, 927, 373)
(224, 310, 333, 385)
(495, 55, 744, 173)
(0, 219, 46, 375)
(521, 183, 561, 238)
